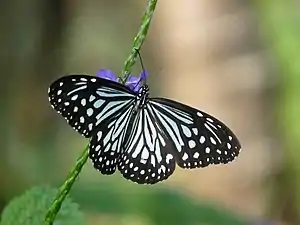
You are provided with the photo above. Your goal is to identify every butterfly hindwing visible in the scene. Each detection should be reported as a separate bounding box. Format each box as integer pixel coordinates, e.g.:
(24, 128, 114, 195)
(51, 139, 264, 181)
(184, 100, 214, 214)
(89, 102, 135, 175)
(149, 98, 241, 169)
(118, 105, 176, 184)
(48, 75, 135, 137)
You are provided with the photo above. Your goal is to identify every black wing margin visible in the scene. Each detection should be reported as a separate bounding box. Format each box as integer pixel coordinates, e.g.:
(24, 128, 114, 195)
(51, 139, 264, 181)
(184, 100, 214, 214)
(48, 75, 135, 137)
(149, 98, 241, 169)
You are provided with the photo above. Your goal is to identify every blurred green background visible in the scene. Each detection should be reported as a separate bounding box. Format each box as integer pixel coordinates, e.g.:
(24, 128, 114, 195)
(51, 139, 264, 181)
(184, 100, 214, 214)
(1, 1, 300, 225)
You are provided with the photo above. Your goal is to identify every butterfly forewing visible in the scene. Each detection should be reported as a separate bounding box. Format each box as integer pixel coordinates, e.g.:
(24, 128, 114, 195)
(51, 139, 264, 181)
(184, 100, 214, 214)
(150, 98, 241, 169)
(48, 75, 135, 137)
(118, 105, 176, 184)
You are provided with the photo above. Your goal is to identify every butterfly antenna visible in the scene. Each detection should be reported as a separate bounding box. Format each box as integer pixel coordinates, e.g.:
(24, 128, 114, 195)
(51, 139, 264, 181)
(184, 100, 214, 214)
(135, 48, 146, 76)
(133, 48, 147, 90)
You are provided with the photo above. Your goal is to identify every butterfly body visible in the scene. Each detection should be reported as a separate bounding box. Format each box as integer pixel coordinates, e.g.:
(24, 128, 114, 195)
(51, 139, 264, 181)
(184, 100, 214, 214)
(48, 75, 241, 184)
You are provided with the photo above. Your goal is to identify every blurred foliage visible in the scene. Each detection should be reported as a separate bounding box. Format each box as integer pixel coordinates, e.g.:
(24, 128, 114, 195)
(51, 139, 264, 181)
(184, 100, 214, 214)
(69, 180, 246, 225)
(255, 0, 300, 224)
(0, 0, 149, 205)
(0, 186, 85, 225)
(4, 0, 300, 224)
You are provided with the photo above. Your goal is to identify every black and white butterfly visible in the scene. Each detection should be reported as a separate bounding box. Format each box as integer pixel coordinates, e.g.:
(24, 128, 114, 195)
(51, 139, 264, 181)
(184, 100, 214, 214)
(48, 75, 241, 184)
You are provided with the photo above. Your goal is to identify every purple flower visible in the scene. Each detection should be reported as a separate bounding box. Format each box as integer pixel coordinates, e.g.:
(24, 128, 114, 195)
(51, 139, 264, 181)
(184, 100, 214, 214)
(96, 68, 148, 92)
(96, 69, 118, 82)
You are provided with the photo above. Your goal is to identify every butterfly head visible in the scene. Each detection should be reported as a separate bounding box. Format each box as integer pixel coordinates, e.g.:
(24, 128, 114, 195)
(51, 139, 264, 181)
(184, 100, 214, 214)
(138, 85, 149, 97)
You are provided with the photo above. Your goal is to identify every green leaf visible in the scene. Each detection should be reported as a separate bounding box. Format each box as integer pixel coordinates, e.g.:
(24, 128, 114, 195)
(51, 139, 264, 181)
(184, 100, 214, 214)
(1, 186, 85, 225)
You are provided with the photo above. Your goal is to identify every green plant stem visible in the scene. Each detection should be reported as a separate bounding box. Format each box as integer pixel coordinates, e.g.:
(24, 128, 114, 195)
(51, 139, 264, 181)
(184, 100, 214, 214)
(44, 1, 158, 224)
(120, 0, 158, 83)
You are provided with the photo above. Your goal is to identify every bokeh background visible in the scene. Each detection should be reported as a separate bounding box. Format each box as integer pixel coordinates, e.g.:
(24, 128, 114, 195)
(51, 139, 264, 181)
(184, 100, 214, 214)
(1, 0, 300, 225)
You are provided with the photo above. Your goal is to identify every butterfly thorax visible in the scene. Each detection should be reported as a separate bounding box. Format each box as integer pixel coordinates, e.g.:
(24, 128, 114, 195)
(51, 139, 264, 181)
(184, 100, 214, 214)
(134, 85, 149, 110)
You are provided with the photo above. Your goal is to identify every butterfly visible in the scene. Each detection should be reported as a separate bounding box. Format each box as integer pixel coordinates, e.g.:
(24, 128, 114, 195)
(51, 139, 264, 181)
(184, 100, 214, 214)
(48, 73, 241, 184)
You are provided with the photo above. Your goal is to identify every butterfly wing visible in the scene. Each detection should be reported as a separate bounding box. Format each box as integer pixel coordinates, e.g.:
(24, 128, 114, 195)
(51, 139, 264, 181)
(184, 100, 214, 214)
(48, 75, 136, 174)
(89, 101, 136, 175)
(149, 98, 241, 169)
(49, 75, 241, 183)
(48, 75, 135, 137)
(118, 105, 176, 184)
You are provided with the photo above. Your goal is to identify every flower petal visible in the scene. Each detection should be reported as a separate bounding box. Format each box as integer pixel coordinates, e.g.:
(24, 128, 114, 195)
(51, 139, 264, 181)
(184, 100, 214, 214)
(95, 68, 147, 92)
(96, 69, 118, 82)
(139, 69, 148, 82)
(125, 75, 141, 92)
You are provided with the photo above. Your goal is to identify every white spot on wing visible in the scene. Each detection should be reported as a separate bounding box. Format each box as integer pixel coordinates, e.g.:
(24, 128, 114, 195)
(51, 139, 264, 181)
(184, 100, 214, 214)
(181, 125, 191, 137)
(193, 152, 200, 158)
(81, 99, 86, 106)
(199, 136, 205, 144)
(166, 154, 173, 164)
(210, 137, 217, 145)
(80, 116, 85, 123)
(205, 147, 210, 153)
(182, 152, 189, 160)
(94, 99, 105, 108)
(89, 95, 96, 102)
(71, 95, 78, 101)
(188, 140, 196, 148)
(197, 112, 203, 117)
(87, 108, 93, 116)
(206, 118, 214, 123)
(192, 128, 198, 135)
